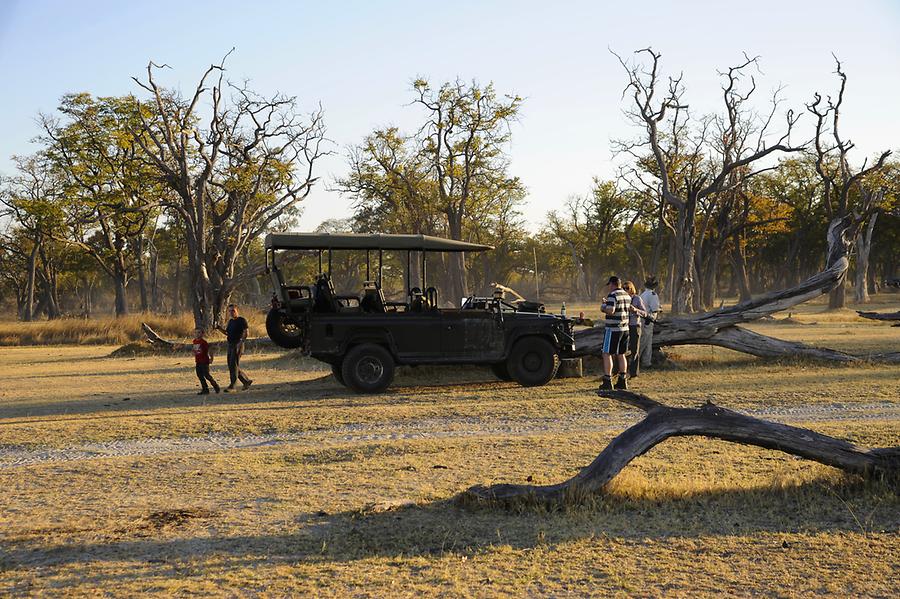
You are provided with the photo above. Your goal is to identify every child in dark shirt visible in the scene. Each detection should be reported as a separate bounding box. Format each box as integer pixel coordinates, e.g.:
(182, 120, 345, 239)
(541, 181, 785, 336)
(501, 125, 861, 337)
(192, 328, 220, 395)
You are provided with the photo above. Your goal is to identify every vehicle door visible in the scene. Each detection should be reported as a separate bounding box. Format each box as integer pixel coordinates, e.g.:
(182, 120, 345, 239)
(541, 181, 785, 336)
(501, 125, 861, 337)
(389, 310, 445, 361)
(440, 309, 505, 360)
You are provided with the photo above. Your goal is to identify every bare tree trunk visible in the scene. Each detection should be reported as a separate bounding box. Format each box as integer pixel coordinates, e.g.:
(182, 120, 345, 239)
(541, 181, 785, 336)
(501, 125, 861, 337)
(665, 231, 676, 305)
(171, 255, 183, 315)
(22, 240, 39, 322)
(149, 243, 160, 312)
(828, 281, 847, 310)
(854, 212, 877, 304)
(730, 238, 752, 302)
(672, 202, 697, 314)
(463, 390, 900, 504)
(134, 236, 149, 312)
(446, 213, 468, 303)
(113, 274, 129, 317)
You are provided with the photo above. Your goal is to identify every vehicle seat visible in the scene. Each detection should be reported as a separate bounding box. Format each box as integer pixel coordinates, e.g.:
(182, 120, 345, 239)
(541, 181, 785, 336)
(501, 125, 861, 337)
(360, 281, 387, 313)
(425, 287, 438, 311)
(409, 287, 424, 312)
(314, 274, 339, 312)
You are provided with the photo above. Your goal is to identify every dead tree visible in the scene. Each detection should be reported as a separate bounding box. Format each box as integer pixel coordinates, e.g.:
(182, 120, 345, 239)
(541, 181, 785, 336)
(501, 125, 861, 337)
(857, 310, 900, 322)
(807, 57, 892, 309)
(614, 49, 803, 314)
(140, 322, 274, 353)
(573, 216, 900, 364)
(464, 390, 899, 505)
(132, 52, 326, 329)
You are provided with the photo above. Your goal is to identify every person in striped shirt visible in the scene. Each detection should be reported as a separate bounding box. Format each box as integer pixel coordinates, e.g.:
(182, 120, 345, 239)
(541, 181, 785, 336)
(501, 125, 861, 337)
(598, 276, 646, 391)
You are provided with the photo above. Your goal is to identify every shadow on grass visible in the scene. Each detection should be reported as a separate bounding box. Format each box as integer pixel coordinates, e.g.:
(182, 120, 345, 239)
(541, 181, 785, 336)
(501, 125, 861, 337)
(2, 476, 897, 582)
(0, 358, 550, 424)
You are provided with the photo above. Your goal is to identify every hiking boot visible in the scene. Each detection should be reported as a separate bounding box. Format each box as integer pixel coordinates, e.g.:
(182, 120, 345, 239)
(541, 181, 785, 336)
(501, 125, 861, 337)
(197, 389, 210, 395)
(242, 379, 253, 391)
(224, 386, 235, 393)
(213, 385, 221, 394)
(614, 375, 628, 390)
(597, 377, 613, 392)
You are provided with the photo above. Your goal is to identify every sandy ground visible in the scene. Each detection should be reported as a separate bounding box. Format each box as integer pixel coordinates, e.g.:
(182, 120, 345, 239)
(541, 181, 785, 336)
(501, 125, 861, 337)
(0, 299, 898, 597)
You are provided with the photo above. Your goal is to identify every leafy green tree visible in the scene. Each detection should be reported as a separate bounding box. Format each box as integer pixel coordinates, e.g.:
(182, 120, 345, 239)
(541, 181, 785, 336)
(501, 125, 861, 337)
(41, 93, 161, 316)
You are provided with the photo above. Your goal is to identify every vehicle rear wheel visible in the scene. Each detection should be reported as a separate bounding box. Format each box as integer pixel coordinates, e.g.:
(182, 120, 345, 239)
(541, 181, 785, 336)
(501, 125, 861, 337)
(341, 343, 395, 393)
(265, 308, 303, 349)
(331, 361, 345, 386)
(507, 337, 559, 387)
(491, 362, 513, 381)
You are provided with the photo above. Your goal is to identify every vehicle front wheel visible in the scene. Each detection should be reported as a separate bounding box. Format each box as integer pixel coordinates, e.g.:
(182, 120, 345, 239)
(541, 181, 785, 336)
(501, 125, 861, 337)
(341, 344, 395, 393)
(507, 337, 560, 387)
(265, 308, 304, 349)
(491, 362, 513, 381)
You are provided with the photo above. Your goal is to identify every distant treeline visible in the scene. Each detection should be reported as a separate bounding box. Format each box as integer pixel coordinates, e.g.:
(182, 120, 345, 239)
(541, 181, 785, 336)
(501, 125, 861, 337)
(1, 51, 897, 325)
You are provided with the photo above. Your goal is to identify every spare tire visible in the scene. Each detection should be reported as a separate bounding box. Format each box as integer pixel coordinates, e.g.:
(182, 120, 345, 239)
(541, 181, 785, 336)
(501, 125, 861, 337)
(506, 337, 559, 387)
(265, 308, 304, 349)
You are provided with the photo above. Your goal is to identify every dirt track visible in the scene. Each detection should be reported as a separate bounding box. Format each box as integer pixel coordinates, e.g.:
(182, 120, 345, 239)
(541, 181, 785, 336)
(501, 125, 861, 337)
(2, 401, 896, 468)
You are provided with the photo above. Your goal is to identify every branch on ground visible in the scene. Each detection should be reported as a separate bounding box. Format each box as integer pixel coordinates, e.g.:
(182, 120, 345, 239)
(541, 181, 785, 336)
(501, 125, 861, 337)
(462, 390, 900, 505)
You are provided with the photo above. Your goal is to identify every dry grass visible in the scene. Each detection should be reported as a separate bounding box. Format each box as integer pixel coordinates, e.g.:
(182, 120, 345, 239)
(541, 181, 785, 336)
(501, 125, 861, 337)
(0, 296, 898, 596)
(0, 310, 268, 347)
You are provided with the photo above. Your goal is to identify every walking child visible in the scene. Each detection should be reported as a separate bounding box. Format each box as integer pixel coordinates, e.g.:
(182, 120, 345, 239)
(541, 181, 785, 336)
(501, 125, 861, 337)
(192, 328, 220, 395)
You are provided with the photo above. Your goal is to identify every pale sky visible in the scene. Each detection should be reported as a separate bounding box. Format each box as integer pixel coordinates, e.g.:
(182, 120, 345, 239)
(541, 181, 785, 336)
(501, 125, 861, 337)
(1, 0, 898, 231)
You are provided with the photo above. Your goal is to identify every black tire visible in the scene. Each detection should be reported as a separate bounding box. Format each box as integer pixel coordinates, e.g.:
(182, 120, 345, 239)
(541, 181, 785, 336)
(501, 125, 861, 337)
(266, 308, 303, 349)
(491, 362, 513, 381)
(341, 343, 395, 393)
(506, 337, 560, 387)
(331, 361, 345, 386)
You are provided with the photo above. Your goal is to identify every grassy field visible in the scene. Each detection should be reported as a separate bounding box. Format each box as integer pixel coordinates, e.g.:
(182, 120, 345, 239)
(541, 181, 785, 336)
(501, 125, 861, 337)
(0, 296, 898, 596)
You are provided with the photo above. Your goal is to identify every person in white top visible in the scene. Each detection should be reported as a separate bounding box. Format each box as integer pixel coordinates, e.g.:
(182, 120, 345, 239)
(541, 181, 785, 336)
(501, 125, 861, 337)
(637, 277, 661, 368)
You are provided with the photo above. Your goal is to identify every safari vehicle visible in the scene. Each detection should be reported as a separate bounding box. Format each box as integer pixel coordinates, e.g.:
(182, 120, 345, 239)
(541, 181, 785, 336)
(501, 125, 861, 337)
(264, 232, 576, 393)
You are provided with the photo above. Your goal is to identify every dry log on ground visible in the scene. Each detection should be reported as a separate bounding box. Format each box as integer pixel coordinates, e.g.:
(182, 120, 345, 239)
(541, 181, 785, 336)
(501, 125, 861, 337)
(574, 216, 900, 363)
(464, 390, 900, 504)
(857, 310, 900, 322)
(141, 323, 275, 352)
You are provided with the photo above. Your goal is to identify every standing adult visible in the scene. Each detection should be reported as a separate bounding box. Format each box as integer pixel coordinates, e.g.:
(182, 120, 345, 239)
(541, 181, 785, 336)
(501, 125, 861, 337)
(623, 281, 647, 379)
(599, 276, 632, 391)
(638, 277, 661, 369)
(218, 304, 253, 392)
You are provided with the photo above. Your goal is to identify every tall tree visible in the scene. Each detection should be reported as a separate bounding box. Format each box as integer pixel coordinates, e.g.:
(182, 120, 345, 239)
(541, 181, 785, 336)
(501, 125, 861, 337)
(41, 93, 160, 316)
(807, 57, 892, 308)
(0, 155, 64, 320)
(412, 78, 524, 302)
(131, 55, 326, 327)
(615, 49, 802, 313)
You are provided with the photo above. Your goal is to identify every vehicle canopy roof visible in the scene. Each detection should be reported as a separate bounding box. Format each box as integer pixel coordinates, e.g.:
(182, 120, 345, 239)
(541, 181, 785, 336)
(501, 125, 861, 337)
(265, 232, 493, 252)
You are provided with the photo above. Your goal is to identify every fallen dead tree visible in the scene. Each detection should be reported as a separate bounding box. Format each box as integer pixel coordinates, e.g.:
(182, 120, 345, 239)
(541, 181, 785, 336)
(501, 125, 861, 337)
(574, 216, 900, 364)
(463, 390, 900, 505)
(857, 310, 900, 322)
(140, 322, 276, 352)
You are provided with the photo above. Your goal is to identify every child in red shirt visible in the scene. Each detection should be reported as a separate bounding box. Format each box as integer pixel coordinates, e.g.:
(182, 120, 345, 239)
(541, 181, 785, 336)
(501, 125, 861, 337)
(192, 328, 220, 394)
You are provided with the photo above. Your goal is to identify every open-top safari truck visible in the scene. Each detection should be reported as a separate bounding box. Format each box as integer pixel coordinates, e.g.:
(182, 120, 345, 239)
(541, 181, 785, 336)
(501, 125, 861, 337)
(264, 232, 575, 393)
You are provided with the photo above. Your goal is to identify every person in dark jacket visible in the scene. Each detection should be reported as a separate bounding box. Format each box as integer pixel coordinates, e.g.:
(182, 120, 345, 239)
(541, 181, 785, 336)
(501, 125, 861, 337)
(217, 304, 253, 392)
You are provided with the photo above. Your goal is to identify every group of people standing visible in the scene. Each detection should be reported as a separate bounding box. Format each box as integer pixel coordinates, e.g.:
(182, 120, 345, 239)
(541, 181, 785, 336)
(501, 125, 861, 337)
(598, 275, 661, 391)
